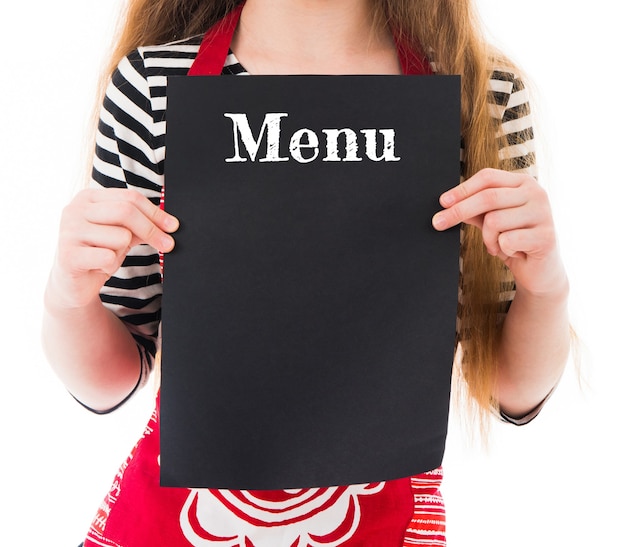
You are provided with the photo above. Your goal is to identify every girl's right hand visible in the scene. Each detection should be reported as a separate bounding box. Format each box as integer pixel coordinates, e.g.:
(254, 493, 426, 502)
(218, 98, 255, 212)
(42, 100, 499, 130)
(48, 188, 179, 311)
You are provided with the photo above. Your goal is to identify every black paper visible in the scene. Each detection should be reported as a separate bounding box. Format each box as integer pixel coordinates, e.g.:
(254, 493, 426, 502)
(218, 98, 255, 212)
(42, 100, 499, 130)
(161, 75, 460, 489)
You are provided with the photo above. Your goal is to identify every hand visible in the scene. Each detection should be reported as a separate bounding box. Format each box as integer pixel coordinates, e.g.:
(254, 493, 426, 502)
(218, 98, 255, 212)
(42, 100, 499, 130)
(432, 168, 566, 297)
(48, 188, 179, 310)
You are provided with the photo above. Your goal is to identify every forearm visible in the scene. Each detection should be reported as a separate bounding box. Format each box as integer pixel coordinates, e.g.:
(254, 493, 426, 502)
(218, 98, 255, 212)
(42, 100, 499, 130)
(495, 275, 570, 418)
(42, 274, 142, 413)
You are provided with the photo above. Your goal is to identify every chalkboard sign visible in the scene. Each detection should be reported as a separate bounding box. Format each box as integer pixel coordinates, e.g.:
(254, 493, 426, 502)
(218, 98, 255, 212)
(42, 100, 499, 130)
(161, 74, 460, 489)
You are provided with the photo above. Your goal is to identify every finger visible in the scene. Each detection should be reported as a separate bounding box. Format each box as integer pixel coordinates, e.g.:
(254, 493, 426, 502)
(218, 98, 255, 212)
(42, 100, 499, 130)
(498, 226, 556, 259)
(84, 200, 175, 252)
(439, 168, 527, 207)
(433, 186, 524, 230)
(59, 224, 134, 276)
(75, 223, 134, 253)
(481, 205, 539, 256)
(61, 244, 124, 278)
(86, 188, 179, 233)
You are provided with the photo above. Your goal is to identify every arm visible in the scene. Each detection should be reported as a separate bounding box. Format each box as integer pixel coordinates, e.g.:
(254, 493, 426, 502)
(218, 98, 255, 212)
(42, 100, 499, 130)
(42, 51, 178, 412)
(43, 271, 148, 414)
(433, 75, 569, 419)
(433, 169, 569, 418)
(42, 189, 178, 412)
(496, 256, 569, 418)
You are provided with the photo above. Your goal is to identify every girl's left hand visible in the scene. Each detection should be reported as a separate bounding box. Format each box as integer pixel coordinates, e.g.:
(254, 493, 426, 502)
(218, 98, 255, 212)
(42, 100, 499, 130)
(432, 168, 567, 297)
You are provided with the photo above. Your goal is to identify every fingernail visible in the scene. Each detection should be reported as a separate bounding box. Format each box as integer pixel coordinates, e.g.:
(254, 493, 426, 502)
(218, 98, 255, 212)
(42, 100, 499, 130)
(160, 235, 175, 251)
(440, 193, 454, 207)
(432, 213, 446, 230)
(164, 216, 179, 231)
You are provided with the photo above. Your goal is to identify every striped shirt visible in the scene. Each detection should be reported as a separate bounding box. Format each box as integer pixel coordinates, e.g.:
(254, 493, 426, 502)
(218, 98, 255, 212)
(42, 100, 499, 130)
(93, 36, 537, 403)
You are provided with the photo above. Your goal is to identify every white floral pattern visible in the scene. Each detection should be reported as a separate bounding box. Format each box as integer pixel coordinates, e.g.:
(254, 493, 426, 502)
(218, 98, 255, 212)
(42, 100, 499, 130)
(179, 483, 385, 547)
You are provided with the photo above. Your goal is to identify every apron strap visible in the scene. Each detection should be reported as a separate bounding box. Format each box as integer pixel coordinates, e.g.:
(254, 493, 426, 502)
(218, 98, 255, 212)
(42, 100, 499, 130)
(395, 38, 432, 76)
(187, 1, 431, 76)
(188, 2, 246, 76)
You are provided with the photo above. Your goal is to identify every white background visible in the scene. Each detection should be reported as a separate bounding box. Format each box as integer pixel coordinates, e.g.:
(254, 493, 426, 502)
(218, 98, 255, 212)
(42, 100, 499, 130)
(1, 1, 624, 545)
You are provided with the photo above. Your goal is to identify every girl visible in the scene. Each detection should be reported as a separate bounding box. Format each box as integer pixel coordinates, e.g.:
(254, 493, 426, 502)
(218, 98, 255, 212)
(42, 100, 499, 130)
(42, 0, 570, 545)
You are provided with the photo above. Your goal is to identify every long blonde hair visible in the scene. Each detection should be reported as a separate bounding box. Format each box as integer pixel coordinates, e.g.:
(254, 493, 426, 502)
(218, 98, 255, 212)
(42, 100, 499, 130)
(98, 0, 523, 420)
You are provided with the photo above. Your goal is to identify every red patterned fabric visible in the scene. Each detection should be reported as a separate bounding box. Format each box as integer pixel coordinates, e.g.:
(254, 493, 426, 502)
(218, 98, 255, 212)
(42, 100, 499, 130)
(85, 397, 445, 547)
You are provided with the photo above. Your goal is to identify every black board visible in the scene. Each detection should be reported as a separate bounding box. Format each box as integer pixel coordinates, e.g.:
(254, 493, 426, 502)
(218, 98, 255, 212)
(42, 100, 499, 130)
(161, 74, 460, 489)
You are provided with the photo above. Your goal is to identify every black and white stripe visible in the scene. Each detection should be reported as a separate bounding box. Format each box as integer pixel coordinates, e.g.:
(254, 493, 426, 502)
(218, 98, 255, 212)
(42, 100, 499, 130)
(93, 36, 536, 391)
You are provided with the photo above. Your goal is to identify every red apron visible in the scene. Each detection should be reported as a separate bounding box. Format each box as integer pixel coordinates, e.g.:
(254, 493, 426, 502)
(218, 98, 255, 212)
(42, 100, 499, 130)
(87, 5, 446, 546)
